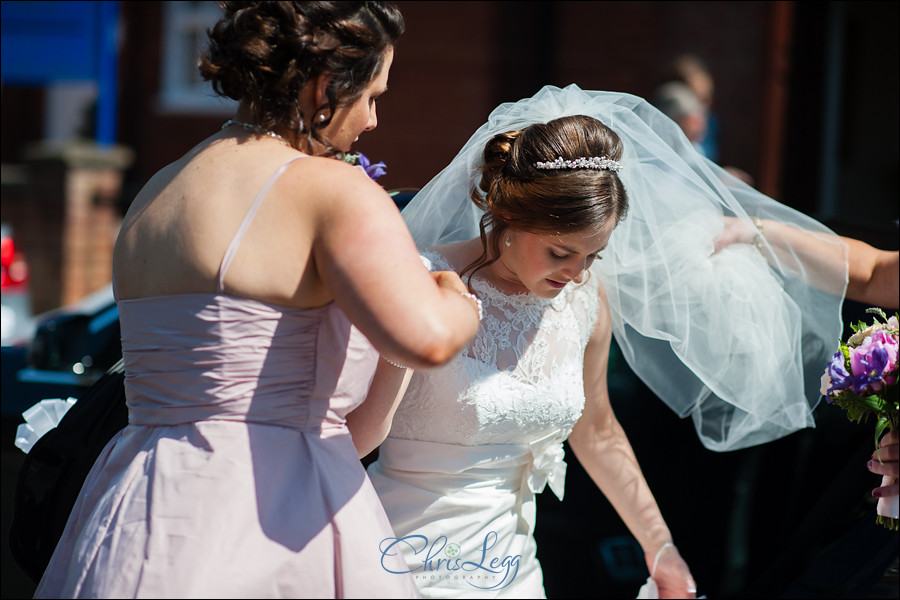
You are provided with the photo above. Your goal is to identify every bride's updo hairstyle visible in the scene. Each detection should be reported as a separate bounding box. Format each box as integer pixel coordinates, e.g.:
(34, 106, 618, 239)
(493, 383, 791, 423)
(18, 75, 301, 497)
(199, 1, 404, 155)
(462, 114, 629, 284)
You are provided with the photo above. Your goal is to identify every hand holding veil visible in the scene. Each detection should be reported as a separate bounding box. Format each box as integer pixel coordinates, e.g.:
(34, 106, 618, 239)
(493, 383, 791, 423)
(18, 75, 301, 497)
(402, 84, 848, 452)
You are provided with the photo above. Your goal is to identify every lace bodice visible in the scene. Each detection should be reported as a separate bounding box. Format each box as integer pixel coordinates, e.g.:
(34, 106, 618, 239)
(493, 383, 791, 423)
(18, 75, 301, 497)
(387, 250, 601, 446)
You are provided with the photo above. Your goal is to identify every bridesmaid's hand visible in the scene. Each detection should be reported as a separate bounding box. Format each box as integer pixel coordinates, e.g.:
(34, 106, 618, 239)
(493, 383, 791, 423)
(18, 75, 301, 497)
(651, 545, 697, 599)
(869, 429, 899, 498)
(431, 270, 468, 294)
(713, 216, 755, 253)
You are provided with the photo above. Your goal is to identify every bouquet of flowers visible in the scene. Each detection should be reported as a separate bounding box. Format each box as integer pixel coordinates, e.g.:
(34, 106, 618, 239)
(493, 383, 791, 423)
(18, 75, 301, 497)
(821, 308, 899, 530)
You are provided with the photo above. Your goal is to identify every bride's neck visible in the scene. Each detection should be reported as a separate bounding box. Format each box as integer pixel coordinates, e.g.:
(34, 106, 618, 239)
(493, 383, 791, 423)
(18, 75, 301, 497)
(476, 250, 530, 296)
(438, 238, 532, 296)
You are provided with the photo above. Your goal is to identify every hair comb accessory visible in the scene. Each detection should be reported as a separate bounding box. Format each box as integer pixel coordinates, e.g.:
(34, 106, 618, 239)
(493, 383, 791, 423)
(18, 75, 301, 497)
(534, 155, 622, 172)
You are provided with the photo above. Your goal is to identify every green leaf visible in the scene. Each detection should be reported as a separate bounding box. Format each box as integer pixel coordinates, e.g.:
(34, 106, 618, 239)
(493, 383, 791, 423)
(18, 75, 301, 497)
(865, 307, 888, 322)
(863, 394, 886, 412)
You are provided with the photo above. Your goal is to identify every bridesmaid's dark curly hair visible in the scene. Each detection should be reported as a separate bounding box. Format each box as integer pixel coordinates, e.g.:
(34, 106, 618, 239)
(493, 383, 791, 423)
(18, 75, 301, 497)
(462, 115, 629, 285)
(199, 1, 404, 155)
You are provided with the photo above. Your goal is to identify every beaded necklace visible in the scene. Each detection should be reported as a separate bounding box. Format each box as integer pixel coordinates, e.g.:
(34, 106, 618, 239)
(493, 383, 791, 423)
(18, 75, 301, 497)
(221, 120, 291, 147)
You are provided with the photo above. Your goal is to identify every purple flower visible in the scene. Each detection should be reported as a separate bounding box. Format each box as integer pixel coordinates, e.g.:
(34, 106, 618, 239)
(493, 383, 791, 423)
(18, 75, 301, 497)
(849, 347, 890, 394)
(825, 351, 852, 398)
(850, 330, 899, 390)
(354, 152, 387, 181)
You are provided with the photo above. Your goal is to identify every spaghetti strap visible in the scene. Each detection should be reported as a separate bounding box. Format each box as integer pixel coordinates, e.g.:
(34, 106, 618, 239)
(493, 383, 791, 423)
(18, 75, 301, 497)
(217, 155, 306, 293)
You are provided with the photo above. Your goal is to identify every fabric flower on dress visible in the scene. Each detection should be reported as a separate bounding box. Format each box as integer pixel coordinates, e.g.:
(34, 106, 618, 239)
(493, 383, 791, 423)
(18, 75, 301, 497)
(526, 432, 567, 501)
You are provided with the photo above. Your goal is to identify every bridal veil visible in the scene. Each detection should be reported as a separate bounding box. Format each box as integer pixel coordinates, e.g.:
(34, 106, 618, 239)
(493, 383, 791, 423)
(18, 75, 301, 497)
(401, 84, 848, 452)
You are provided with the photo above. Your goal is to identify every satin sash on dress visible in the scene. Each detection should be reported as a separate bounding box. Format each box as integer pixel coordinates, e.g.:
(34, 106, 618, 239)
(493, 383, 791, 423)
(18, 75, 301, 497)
(370, 432, 568, 598)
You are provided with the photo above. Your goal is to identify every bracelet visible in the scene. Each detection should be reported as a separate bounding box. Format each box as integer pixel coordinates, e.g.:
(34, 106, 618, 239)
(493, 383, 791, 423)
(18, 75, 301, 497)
(461, 291, 484, 321)
(381, 355, 408, 369)
(751, 216, 765, 252)
(650, 542, 675, 578)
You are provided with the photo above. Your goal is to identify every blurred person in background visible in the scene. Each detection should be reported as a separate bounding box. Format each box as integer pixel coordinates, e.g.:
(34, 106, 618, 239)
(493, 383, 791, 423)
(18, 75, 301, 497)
(655, 54, 754, 186)
(661, 54, 718, 161)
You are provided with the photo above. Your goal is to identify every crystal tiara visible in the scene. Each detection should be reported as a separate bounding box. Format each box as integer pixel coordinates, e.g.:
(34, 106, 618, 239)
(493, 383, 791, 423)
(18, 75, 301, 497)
(533, 155, 622, 172)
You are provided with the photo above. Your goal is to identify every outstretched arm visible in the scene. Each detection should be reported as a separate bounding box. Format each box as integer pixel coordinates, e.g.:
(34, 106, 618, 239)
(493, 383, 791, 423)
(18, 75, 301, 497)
(567, 286, 696, 598)
(844, 238, 899, 309)
(715, 216, 898, 309)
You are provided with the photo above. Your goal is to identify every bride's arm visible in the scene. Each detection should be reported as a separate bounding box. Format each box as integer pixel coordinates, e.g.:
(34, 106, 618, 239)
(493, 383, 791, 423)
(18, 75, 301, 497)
(567, 285, 696, 598)
(347, 268, 478, 458)
(346, 361, 413, 459)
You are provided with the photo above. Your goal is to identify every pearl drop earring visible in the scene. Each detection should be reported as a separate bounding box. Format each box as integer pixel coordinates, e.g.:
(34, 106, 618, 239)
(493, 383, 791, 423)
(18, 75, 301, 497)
(505, 235, 511, 247)
(318, 113, 327, 123)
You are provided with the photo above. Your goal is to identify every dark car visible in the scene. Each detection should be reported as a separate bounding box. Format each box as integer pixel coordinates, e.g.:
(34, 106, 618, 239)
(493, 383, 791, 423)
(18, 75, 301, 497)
(1, 285, 120, 418)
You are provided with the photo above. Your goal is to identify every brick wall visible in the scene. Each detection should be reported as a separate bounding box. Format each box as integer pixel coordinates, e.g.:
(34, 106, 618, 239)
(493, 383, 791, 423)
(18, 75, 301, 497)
(5, 143, 133, 314)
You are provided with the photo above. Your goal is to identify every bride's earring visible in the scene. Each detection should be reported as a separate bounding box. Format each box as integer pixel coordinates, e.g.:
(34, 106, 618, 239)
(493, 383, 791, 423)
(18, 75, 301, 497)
(505, 235, 511, 247)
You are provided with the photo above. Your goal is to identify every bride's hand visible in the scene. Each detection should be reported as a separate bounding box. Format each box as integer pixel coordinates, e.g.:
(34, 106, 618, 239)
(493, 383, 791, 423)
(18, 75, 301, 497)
(650, 544, 697, 599)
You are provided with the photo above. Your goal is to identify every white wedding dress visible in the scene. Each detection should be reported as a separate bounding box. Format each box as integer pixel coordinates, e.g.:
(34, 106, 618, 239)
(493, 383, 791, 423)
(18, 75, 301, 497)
(368, 250, 601, 599)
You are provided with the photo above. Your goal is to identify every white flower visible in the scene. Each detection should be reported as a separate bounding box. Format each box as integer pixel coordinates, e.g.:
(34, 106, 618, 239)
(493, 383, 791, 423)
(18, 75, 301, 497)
(820, 371, 832, 396)
(849, 324, 883, 346)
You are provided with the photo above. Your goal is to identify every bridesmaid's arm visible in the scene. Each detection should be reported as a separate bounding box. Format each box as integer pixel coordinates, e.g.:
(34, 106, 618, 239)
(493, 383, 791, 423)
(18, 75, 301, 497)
(310, 162, 480, 369)
(567, 285, 696, 598)
(346, 360, 413, 458)
(715, 216, 898, 309)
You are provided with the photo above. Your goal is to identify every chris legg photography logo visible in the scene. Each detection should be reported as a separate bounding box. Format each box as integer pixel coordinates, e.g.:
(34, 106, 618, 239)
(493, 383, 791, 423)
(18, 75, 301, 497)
(379, 531, 520, 590)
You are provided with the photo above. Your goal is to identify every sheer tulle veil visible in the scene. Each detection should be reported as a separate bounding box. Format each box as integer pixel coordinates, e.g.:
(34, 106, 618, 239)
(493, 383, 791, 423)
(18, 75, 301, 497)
(402, 84, 848, 452)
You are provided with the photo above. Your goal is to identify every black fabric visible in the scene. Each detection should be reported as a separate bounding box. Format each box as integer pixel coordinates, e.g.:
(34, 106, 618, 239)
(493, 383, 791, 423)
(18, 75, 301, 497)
(9, 358, 128, 585)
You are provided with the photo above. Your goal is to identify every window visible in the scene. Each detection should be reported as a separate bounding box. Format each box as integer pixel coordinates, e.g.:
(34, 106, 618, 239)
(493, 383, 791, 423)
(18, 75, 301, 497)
(158, 1, 235, 114)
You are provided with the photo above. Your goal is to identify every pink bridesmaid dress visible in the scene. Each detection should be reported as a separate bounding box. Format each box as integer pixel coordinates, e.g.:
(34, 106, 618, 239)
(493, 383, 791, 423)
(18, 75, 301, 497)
(35, 157, 419, 599)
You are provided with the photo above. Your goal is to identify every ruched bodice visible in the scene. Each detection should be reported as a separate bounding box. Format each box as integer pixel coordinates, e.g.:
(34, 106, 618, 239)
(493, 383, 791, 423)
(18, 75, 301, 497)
(119, 294, 376, 432)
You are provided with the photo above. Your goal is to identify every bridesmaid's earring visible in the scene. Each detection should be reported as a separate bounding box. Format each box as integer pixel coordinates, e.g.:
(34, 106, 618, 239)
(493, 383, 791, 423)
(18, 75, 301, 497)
(505, 235, 511, 247)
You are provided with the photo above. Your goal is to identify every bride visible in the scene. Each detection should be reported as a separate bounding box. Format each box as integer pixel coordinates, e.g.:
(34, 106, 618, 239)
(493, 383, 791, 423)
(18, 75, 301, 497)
(347, 85, 848, 598)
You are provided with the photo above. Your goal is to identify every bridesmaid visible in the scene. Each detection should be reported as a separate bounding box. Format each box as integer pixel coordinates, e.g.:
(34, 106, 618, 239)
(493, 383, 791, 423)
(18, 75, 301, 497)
(35, 2, 480, 598)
